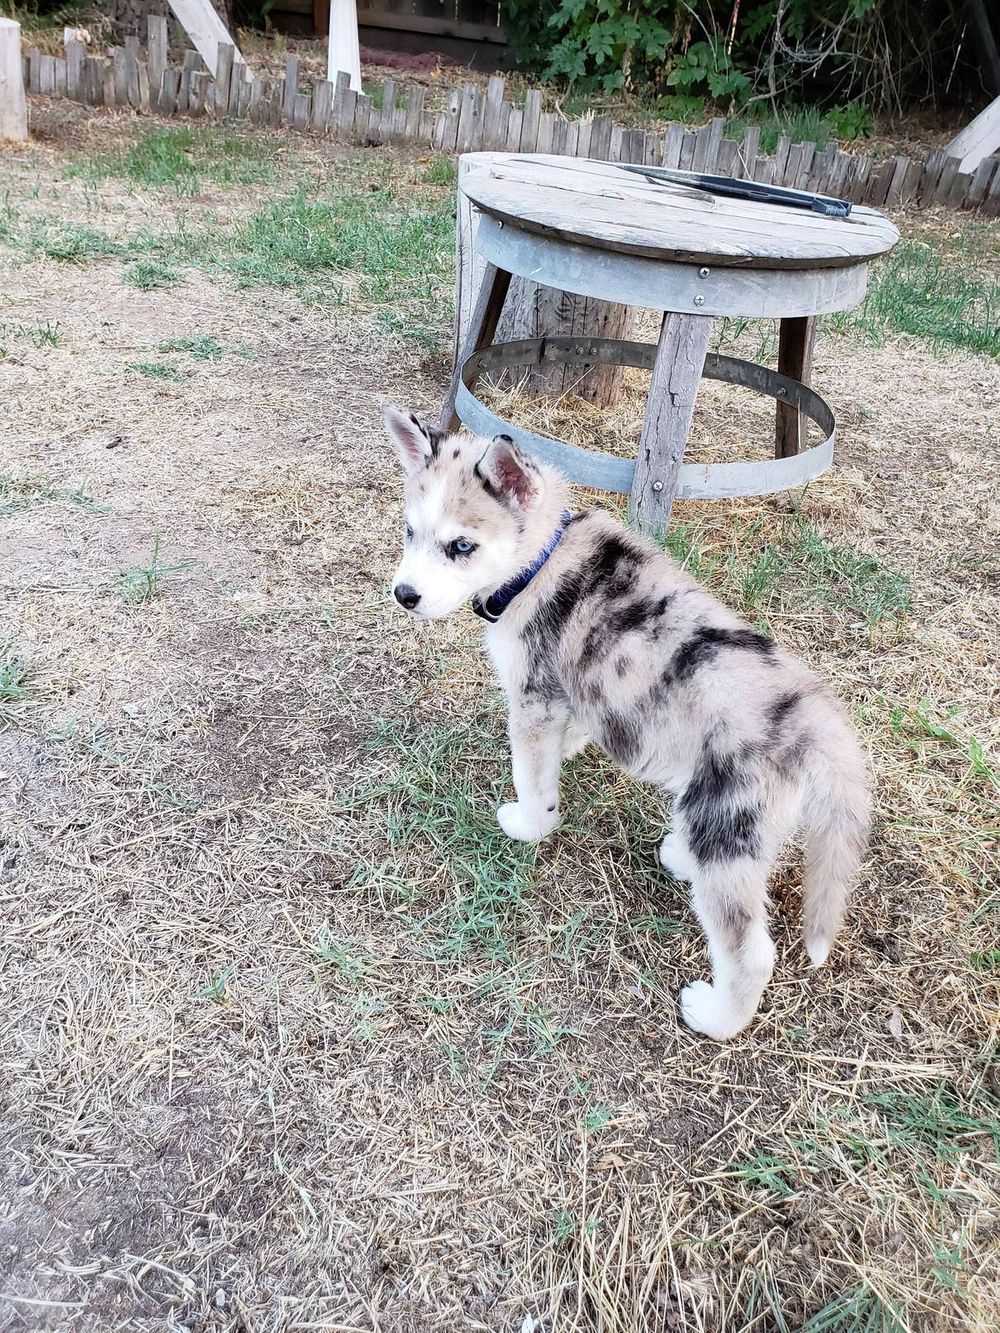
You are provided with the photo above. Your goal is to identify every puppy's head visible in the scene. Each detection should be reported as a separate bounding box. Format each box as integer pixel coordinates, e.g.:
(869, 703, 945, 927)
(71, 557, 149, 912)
(383, 405, 543, 619)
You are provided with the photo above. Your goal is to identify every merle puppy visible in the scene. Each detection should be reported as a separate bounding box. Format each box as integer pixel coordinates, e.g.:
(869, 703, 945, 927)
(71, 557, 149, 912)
(384, 405, 870, 1040)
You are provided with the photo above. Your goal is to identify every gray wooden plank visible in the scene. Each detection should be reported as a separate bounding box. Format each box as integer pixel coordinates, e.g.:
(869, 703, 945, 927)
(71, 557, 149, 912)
(483, 75, 505, 150)
(505, 105, 522, 152)
(66, 38, 84, 99)
(292, 91, 310, 130)
(282, 56, 298, 123)
(354, 92, 372, 144)
(630, 313, 713, 532)
(177, 49, 199, 113)
(739, 126, 759, 179)
(589, 114, 613, 161)
(966, 153, 999, 206)
(885, 154, 910, 206)
(679, 131, 697, 171)
(404, 83, 424, 140)
(137, 60, 150, 112)
(520, 88, 542, 152)
(574, 116, 592, 159)
(312, 78, 333, 132)
(931, 156, 959, 205)
(773, 135, 791, 182)
(662, 122, 683, 169)
(215, 43, 234, 117)
(338, 84, 358, 140)
(536, 110, 555, 156)
(520, 88, 544, 152)
(147, 15, 168, 96)
(455, 84, 478, 153)
(227, 59, 245, 118)
(158, 66, 180, 115)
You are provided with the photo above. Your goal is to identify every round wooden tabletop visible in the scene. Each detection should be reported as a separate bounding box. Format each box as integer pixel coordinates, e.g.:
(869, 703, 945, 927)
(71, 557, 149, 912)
(462, 155, 900, 270)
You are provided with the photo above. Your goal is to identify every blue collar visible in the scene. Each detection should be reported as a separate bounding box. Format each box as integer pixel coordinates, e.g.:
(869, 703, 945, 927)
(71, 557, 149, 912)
(472, 512, 573, 623)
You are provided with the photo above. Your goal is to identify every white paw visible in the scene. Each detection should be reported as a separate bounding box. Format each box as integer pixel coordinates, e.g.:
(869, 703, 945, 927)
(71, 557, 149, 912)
(678, 980, 745, 1041)
(497, 801, 558, 843)
(658, 832, 696, 881)
(805, 934, 832, 968)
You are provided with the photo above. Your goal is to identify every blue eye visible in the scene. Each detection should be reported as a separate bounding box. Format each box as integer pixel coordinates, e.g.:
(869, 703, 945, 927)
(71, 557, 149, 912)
(448, 537, 477, 558)
(405, 524, 413, 540)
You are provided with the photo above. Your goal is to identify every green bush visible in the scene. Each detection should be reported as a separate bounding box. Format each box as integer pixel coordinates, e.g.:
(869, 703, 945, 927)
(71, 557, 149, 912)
(502, 0, 986, 113)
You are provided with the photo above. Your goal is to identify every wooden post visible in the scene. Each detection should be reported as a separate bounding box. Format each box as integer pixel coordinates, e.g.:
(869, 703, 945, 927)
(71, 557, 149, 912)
(455, 153, 636, 410)
(328, 0, 361, 92)
(441, 262, 513, 433)
(775, 317, 816, 458)
(629, 314, 713, 533)
(165, 0, 247, 79)
(0, 18, 28, 141)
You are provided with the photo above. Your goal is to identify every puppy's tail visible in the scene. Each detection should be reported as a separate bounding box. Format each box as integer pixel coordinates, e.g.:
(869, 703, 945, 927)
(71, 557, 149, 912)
(800, 710, 871, 967)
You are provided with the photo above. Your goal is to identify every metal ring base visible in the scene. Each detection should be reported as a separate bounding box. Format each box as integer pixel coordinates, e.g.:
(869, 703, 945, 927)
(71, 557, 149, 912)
(457, 336, 836, 500)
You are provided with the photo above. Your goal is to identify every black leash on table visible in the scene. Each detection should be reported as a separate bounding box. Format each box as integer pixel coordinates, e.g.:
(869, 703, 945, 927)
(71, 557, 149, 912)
(618, 164, 853, 219)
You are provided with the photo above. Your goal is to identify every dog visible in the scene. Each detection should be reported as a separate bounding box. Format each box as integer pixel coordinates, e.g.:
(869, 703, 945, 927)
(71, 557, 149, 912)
(383, 405, 871, 1040)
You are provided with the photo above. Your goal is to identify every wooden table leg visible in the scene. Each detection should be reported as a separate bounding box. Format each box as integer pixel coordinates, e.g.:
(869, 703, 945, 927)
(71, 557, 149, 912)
(440, 261, 512, 433)
(775, 316, 817, 458)
(629, 312, 712, 534)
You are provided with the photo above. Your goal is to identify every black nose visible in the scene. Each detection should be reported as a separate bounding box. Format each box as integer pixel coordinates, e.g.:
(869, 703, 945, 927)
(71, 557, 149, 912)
(394, 584, 420, 610)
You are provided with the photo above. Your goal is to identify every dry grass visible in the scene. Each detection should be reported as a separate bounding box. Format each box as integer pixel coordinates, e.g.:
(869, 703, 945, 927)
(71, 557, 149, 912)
(1, 101, 998, 1333)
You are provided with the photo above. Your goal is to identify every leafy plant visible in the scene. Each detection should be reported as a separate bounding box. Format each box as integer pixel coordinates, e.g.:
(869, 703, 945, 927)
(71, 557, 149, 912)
(829, 97, 875, 139)
(109, 535, 194, 605)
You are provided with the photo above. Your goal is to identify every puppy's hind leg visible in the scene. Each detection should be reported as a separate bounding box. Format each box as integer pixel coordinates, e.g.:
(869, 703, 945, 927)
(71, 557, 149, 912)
(679, 861, 776, 1041)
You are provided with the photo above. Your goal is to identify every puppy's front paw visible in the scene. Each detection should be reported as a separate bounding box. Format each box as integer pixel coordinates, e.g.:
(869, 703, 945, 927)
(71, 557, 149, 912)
(497, 801, 558, 843)
(678, 980, 745, 1042)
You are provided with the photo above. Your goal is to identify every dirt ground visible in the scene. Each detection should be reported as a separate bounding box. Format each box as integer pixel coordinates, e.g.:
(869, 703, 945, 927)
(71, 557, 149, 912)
(0, 102, 998, 1333)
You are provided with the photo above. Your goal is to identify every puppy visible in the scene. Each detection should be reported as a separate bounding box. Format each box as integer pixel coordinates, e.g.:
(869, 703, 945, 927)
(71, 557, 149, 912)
(384, 406, 870, 1040)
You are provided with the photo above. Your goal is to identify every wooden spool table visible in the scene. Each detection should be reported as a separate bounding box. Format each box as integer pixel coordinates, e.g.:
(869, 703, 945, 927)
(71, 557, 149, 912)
(441, 155, 899, 530)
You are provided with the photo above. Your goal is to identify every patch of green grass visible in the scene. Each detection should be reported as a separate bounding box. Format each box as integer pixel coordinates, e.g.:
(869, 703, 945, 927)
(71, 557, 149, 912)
(803, 1285, 906, 1332)
(740, 515, 911, 626)
(0, 638, 34, 719)
(127, 359, 185, 381)
(727, 104, 836, 154)
(2, 170, 452, 345)
(65, 126, 278, 194)
(889, 702, 998, 791)
(866, 1085, 999, 1162)
(123, 258, 183, 290)
(314, 922, 365, 982)
(196, 966, 233, 1004)
(28, 220, 123, 262)
(157, 334, 224, 361)
(109, 535, 194, 605)
(0, 473, 106, 516)
(731, 1151, 797, 1197)
(0, 319, 62, 356)
(422, 156, 458, 186)
(833, 241, 999, 358)
(662, 514, 910, 627)
(345, 712, 538, 963)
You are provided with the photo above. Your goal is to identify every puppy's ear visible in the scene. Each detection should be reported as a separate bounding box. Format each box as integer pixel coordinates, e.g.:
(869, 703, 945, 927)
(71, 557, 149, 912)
(476, 434, 541, 509)
(382, 405, 442, 474)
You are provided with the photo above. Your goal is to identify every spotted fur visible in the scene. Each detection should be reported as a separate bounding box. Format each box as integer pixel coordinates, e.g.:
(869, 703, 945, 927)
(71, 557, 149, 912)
(384, 406, 872, 1041)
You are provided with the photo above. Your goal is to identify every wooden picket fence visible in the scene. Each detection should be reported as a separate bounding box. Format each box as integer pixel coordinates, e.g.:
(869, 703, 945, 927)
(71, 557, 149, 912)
(22, 16, 1000, 215)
